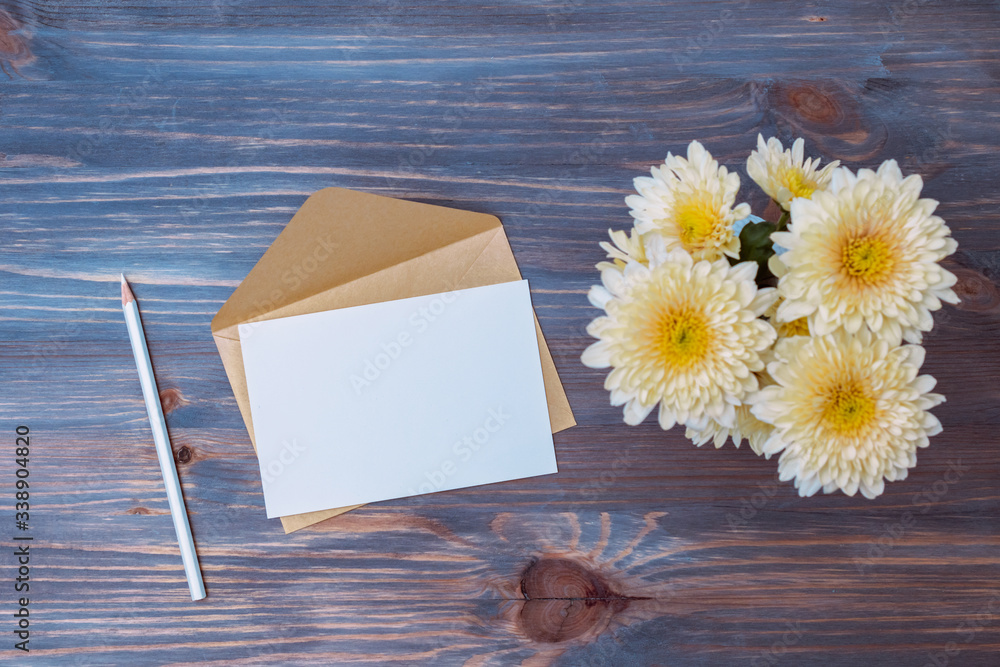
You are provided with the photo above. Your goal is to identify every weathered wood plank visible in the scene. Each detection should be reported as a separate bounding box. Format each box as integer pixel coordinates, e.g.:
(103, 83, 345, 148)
(2, 0, 999, 664)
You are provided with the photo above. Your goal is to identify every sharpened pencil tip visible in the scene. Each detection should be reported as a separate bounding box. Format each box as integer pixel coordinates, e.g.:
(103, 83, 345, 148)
(121, 274, 135, 306)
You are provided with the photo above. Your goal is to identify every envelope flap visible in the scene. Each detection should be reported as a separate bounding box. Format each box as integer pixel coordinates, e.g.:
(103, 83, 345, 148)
(212, 225, 504, 341)
(211, 188, 501, 333)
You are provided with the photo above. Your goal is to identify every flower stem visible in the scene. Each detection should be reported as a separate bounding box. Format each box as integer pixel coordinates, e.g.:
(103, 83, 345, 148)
(775, 210, 790, 232)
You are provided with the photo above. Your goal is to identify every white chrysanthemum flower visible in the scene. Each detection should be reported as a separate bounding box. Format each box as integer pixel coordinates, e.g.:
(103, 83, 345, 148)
(597, 227, 648, 272)
(762, 259, 812, 339)
(747, 134, 839, 210)
(626, 141, 750, 261)
(772, 160, 959, 346)
(767, 249, 788, 280)
(751, 327, 945, 499)
(685, 403, 774, 456)
(772, 314, 810, 338)
(582, 240, 777, 431)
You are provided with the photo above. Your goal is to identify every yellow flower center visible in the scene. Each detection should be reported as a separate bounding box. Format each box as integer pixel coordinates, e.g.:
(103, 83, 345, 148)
(656, 308, 712, 369)
(822, 381, 877, 435)
(778, 317, 810, 337)
(780, 167, 816, 199)
(842, 236, 893, 284)
(675, 198, 720, 248)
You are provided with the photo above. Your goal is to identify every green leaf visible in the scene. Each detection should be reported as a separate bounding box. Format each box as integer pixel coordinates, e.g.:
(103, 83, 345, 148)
(738, 220, 777, 287)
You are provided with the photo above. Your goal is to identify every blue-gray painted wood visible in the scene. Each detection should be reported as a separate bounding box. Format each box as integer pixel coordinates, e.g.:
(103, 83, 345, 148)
(1, 0, 999, 664)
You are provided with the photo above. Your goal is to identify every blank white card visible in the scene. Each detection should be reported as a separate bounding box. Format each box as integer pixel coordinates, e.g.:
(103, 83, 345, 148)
(239, 279, 557, 517)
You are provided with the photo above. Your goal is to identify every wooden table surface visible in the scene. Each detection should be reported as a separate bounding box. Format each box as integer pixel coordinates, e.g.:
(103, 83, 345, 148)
(2, 1, 998, 665)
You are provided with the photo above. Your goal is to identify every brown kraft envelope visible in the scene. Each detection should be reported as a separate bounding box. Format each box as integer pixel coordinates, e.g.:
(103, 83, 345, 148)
(211, 187, 576, 533)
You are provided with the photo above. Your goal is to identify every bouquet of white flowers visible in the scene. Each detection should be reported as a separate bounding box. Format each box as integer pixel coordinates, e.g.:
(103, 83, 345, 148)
(583, 136, 959, 499)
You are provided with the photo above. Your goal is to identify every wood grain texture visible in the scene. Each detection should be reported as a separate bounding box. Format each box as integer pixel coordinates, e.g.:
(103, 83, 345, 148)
(1, 0, 999, 664)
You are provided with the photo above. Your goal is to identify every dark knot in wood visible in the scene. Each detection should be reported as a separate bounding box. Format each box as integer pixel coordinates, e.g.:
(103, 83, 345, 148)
(785, 84, 841, 125)
(951, 267, 1000, 313)
(518, 557, 634, 643)
(0, 9, 32, 76)
(176, 445, 193, 464)
(159, 387, 189, 414)
(758, 79, 886, 162)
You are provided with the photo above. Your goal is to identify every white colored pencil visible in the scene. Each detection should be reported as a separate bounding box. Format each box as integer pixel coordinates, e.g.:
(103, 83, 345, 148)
(121, 274, 206, 601)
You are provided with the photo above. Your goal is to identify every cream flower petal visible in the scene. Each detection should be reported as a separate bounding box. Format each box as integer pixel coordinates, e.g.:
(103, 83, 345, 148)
(582, 250, 777, 431)
(597, 227, 649, 272)
(581, 341, 612, 368)
(627, 140, 750, 261)
(774, 162, 959, 345)
(624, 400, 656, 426)
(751, 329, 945, 499)
(684, 401, 774, 455)
(747, 134, 839, 210)
(588, 285, 614, 309)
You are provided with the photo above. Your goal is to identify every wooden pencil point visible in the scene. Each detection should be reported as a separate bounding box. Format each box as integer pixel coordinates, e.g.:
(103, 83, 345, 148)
(121, 274, 135, 306)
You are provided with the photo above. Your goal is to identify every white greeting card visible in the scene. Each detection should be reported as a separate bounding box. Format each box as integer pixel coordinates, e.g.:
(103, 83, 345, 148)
(239, 279, 557, 517)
